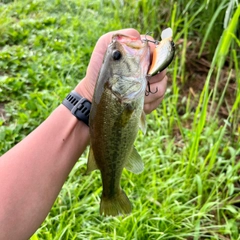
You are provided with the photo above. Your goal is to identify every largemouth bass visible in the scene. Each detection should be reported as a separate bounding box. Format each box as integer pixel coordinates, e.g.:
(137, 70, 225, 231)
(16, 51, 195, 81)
(87, 34, 150, 216)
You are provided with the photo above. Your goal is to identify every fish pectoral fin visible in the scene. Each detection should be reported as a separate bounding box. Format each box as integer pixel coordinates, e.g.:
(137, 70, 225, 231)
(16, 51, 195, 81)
(139, 111, 147, 134)
(125, 147, 144, 174)
(86, 147, 99, 174)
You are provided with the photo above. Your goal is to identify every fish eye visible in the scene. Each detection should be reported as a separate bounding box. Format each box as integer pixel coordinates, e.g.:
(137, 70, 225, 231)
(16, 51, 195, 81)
(112, 50, 122, 60)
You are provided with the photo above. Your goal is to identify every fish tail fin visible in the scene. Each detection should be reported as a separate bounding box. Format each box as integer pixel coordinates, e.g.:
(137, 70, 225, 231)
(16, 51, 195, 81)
(100, 189, 132, 216)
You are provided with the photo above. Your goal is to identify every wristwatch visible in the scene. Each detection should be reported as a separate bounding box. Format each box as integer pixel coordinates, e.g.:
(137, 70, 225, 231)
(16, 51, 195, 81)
(62, 91, 91, 126)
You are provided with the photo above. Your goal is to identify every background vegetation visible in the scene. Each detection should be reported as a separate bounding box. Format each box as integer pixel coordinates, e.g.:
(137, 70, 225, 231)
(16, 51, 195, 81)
(0, 0, 239, 239)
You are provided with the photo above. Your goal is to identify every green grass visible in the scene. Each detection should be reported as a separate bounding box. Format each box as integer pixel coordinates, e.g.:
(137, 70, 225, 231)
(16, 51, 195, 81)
(0, 0, 239, 239)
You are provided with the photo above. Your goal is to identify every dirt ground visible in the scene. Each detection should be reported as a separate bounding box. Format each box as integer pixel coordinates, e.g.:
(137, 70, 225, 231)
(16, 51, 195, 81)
(174, 39, 238, 120)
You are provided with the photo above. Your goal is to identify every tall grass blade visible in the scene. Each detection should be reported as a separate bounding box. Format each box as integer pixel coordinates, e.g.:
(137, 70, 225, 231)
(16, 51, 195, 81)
(198, 0, 228, 57)
(210, 4, 240, 114)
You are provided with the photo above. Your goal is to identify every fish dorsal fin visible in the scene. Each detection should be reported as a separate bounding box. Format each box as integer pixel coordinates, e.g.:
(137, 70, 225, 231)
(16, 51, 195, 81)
(125, 147, 144, 174)
(139, 111, 147, 134)
(86, 147, 99, 174)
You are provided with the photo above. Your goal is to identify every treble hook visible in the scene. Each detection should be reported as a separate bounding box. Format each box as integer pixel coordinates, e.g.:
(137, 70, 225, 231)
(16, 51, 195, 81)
(145, 81, 158, 96)
(142, 32, 160, 45)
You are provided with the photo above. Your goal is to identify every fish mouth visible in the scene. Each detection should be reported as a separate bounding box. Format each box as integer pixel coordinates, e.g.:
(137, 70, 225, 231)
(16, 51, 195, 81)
(112, 34, 147, 49)
(112, 34, 150, 76)
(112, 34, 149, 56)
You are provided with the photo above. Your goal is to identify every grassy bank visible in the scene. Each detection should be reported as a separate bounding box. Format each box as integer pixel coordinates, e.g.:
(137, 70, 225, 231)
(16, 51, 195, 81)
(0, 0, 239, 239)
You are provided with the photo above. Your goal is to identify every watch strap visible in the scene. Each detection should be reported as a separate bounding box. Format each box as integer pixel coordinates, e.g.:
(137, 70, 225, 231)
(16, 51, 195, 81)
(62, 91, 91, 126)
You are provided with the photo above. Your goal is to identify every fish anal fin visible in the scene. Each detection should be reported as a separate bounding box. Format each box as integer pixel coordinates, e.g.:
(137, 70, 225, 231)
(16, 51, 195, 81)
(85, 147, 99, 174)
(125, 147, 144, 174)
(100, 189, 132, 216)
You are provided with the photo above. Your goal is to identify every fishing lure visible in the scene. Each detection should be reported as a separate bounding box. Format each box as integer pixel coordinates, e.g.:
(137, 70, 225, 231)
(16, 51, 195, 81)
(147, 27, 175, 76)
(144, 28, 175, 96)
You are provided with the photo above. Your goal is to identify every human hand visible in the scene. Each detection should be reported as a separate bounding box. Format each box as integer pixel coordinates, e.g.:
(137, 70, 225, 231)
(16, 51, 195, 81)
(75, 28, 168, 114)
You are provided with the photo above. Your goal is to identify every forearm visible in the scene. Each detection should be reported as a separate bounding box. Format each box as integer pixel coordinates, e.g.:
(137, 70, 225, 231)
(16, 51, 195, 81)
(0, 104, 89, 240)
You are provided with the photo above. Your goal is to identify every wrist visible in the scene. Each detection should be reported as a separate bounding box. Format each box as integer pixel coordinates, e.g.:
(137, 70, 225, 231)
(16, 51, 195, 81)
(62, 90, 91, 126)
(74, 78, 93, 102)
